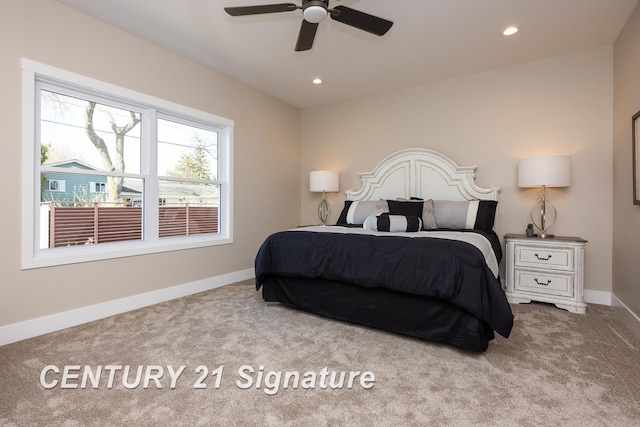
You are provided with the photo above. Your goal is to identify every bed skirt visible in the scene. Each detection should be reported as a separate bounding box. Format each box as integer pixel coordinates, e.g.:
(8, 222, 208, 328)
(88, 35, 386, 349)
(260, 276, 495, 352)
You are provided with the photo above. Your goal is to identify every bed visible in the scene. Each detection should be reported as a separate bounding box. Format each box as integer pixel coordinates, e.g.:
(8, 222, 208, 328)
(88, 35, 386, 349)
(254, 148, 513, 352)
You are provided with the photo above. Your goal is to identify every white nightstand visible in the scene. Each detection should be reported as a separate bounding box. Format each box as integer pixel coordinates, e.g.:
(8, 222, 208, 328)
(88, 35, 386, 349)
(504, 234, 587, 314)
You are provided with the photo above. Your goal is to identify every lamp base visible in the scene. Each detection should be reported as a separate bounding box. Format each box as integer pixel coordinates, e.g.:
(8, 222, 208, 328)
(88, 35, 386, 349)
(531, 186, 557, 239)
(317, 195, 330, 225)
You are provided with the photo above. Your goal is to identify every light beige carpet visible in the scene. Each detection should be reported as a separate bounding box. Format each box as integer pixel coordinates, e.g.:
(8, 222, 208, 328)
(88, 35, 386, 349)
(1, 279, 639, 426)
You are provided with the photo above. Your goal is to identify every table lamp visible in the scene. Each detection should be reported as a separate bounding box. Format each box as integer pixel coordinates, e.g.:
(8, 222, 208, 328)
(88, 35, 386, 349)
(518, 155, 571, 238)
(310, 170, 339, 225)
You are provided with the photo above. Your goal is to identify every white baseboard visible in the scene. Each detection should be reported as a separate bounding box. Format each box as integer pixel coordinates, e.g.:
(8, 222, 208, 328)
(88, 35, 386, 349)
(611, 293, 640, 338)
(584, 289, 612, 306)
(0, 268, 255, 347)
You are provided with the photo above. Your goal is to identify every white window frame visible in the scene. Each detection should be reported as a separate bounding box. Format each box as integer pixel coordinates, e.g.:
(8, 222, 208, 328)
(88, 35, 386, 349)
(47, 179, 64, 192)
(21, 59, 234, 269)
(89, 182, 106, 194)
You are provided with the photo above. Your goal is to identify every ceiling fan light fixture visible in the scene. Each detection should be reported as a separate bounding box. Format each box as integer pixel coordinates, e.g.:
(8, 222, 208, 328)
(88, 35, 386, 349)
(303, 4, 328, 23)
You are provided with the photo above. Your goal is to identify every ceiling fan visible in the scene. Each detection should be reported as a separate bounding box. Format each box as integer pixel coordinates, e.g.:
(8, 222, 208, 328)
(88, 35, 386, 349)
(224, 1, 393, 51)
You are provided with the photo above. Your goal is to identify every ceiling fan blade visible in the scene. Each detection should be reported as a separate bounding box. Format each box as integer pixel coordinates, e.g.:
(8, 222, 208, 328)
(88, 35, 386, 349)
(295, 20, 319, 51)
(224, 3, 297, 16)
(330, 5, 393, 36)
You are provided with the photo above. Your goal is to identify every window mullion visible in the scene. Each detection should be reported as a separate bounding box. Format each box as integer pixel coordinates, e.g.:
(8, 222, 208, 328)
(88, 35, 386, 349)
(143, 109, 159, 241)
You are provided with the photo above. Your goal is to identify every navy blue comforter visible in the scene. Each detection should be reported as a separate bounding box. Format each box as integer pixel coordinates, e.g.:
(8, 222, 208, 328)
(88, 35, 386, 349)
(255, 229, 513, 338)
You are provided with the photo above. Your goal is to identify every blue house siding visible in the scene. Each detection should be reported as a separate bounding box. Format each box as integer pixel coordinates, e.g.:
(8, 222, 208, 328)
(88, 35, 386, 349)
(42, 160, 108, 205)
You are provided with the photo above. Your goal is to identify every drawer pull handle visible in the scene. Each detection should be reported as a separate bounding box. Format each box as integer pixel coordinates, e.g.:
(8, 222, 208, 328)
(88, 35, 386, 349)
(534, 253, 552, 261)
(534, 278, 551, 286)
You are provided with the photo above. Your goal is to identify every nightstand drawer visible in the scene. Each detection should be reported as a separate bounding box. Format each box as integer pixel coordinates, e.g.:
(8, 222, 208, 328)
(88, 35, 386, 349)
(514, 270, 573, 297)
(514, 245, 574, 271)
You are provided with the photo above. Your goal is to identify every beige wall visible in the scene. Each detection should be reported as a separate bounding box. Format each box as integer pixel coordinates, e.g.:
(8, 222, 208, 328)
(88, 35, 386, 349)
(301, 47, 614, 294)
(0, 0, 301, 327)
(613, 2, 640, 315)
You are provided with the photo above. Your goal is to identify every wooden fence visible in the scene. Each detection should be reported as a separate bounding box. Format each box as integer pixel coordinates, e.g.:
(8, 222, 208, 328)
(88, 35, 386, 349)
(46, 203, 218, 247)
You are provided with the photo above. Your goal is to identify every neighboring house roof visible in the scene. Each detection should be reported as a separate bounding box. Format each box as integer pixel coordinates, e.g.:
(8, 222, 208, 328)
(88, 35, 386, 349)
(122, 179, 217, 198)
(121, 185, 142, 195)
(45, 159, 102, 170)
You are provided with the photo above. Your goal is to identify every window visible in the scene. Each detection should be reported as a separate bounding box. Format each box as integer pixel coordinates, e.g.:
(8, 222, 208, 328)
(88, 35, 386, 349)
(90, 182, 107, 194)
(22, 59, 233, 269)
(47, 179, 64, 192)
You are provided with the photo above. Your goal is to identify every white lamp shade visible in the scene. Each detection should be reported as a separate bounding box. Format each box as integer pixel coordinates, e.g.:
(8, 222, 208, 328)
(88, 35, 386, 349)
(310, 170, 339, 192)
(518, 156, 571, 188)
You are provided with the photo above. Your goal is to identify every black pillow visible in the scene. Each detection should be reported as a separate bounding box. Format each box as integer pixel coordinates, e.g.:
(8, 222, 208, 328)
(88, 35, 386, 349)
(475, 200, 498, 232)
(336, 200, 354, 225)
(387, 200, 423, 217)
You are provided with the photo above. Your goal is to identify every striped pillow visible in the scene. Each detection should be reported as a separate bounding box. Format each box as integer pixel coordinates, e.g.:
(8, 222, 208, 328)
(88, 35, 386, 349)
(337, 199, 389, 225)
(433, 200, 497, 231)
(363, 214, 422, 232)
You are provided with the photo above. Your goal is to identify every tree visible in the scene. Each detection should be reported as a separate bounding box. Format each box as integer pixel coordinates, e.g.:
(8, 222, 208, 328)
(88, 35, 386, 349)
(84, 102, 140, 203)
(169, 142, 212, 180)
(71, 184, 107, 207)
(40, 143, 49, 202)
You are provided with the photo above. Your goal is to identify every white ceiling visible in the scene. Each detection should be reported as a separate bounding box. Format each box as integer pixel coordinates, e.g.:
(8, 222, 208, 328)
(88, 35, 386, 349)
(55, 0, 638, 109)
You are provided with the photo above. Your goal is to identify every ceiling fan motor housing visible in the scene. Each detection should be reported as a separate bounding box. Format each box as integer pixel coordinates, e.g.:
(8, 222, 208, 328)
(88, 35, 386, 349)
(302, 0, 329, 23)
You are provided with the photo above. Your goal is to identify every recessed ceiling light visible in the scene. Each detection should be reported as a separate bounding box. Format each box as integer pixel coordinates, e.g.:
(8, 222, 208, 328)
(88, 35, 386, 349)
(503, 26, 519, 36)
(312, 78, 323, 85)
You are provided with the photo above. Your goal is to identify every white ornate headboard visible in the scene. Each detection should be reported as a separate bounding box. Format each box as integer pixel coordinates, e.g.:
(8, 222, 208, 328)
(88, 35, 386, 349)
(345, 148, 499, 202)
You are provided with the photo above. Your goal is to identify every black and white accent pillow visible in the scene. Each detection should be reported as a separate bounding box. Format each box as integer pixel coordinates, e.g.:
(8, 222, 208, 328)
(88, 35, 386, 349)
(336, 199, 389, 225)
(363, 213, 422, 232)
(433, 200, 497, 232)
